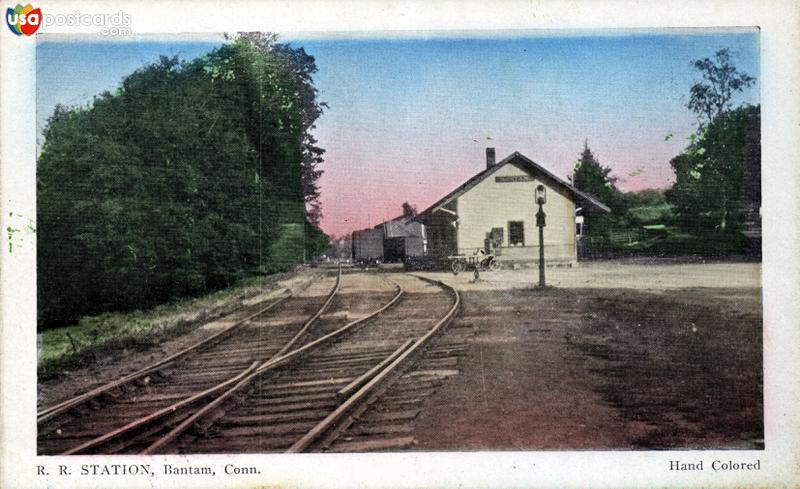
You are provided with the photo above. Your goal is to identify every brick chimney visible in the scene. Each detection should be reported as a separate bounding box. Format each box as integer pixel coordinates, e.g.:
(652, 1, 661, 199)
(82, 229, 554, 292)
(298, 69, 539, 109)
(486, 147, 496, 169)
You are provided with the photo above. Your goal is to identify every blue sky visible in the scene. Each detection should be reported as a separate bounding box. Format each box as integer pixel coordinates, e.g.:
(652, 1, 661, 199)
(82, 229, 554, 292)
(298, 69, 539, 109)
(37, 30, 759, 236)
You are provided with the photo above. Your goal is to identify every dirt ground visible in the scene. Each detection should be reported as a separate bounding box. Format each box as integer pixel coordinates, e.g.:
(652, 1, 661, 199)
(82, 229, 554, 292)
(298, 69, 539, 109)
(411, 262, 763, 450)
(418, 260, 761, 291)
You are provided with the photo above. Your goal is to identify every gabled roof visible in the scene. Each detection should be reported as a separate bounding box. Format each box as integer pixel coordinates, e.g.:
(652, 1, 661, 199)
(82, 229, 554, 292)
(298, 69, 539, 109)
(380, 215, 424, 238)
(416, 151, 611, 220)
(352, 214, 425, 238)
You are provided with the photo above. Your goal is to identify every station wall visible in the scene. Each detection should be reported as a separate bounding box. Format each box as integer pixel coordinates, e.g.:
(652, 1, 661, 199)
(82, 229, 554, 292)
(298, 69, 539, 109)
(455, 161, 577, 264)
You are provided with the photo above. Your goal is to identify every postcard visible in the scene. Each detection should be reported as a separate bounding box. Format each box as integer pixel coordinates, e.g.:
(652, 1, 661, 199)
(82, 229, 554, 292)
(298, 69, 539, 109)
(1, 1, 799, 488)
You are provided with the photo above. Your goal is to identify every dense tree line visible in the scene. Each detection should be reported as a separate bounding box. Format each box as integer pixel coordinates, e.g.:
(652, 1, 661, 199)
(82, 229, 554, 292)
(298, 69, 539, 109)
(667, 48, 759, 243)
(38, 36, 329, 327)
(572, 48, 759, 257)
(666, 105, 760, 237)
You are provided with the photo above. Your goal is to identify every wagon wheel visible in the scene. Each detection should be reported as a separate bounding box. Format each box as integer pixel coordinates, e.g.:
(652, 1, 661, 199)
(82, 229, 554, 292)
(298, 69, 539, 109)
(488, 259, 501, 272)
(451, 260, 465, 275)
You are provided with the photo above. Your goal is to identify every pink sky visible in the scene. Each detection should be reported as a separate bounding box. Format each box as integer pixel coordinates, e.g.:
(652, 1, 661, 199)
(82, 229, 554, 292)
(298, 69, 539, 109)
(318, 141, 677, 238)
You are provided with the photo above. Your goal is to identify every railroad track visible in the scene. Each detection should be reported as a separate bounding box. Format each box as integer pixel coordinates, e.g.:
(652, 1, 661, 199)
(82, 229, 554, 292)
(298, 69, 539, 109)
(37, 267, 347, 454)
(38, 271, 467, 455)
(147, 274, 462, 454)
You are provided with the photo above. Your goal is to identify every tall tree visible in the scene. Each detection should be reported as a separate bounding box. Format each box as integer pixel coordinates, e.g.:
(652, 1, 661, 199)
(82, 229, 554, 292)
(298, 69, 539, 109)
(666, 47, 759, 244)
(571, 141, 626, 237)
(401, 201, 417, 218)
(687, 48, 755, 127)
(226, 32, 328, 227)
(572, 141, 624, 212)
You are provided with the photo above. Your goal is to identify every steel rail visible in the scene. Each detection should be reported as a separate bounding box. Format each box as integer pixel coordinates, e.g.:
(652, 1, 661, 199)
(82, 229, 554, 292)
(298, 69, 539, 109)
(60, 362, 261, 455)
(140, 279, 404, 455)
(271, 265, 342, 359)
(336, 339, 415, 400)
(253, 283, 403, 374)
(286, 275, 460, 453)
(37, 293, 292, 424)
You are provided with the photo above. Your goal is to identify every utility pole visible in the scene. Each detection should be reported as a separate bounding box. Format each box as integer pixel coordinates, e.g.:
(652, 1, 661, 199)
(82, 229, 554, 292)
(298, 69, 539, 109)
(535, 185, 547, 287)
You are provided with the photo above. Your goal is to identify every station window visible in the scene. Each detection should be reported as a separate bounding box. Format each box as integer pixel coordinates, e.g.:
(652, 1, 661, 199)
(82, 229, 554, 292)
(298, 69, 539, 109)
(508, 221, 525, 246)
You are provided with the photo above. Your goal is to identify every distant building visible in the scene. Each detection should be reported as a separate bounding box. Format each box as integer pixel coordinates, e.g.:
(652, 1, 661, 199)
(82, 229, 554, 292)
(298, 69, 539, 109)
(351, 215, 427, 263)
(351, 227, 384, 262)
(416, 149, 610, 266)
(379, 215, 426, 261)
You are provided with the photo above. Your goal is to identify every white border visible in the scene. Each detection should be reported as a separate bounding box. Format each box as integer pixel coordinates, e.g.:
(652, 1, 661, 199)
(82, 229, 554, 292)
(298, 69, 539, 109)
(2, 1, 799, 488)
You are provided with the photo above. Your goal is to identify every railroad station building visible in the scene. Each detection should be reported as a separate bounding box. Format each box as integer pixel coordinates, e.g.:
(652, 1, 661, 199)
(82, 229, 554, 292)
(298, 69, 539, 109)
(416, 149, 610, 266)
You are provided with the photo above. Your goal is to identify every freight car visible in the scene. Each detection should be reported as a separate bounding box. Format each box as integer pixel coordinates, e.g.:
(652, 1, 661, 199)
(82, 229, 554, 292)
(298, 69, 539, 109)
(351, 228, 384, 264)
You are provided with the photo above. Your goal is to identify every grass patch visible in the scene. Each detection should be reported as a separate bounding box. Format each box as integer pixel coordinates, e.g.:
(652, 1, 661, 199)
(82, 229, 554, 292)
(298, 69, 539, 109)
(627, 203, 674, 223)
(38, 271, 297, 380)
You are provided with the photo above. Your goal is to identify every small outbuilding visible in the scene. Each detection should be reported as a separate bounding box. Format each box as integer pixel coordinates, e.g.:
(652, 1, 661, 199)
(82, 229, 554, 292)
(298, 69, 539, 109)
(416, 149, 610, 266)
(351, 215, 427, 263)
(379, 215, 427, 261)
